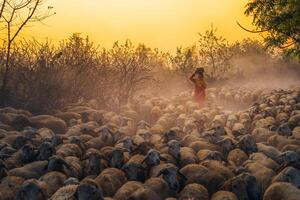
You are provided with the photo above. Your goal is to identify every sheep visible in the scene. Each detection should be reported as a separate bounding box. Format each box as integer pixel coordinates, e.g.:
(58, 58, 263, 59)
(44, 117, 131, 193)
(142, 149, 166, 168)
(180, 164, 208, 183)
(243, 161, 276, 192)
(29, 115, 67, 134)
(113, 181, 143, 200)
(222, 173, 262, 200)
(276, 151, 300, 172)
(63, 156, 83, 179)
(74, 179, 104, 200)
(36, 141, 55, 161)
(39, 171, 67, 197)
(237, 135, 258, 155)
(11, 115, 31, 131)
(178, 183, 209, 200)
(127, 187, 161, 200)
(56, 143, 83, 158)
(178, 147, 198, 168)
(288, 113, 300, 128)
(211, 191, 238, 200)
(201, 160, 234, 182)
(105, 147, 129, 169)
(50, 185, 78, 200)
(249, 152, 279, 171)
(5, 144, 36, 170)
(156, 165, 187, 195)
(267, 135, 300, 150)
(85, 137, 107, 150)
(122, 155, 146, 182)
(189, 140, 220, 153)
(36, 128, 55, 141)
(277, 122, 293, 136)
(144, 177, 170, 199)
(16, 179, 48, 200)
(272, 167, 300, 188)
(95, 126, 114, 146)
(64, 177, 80, 186)
(252, 127, 275, 143)
(0, 176, 24, 200)
(54, 112, 82, 124)
(8, 161, 48, 179)
(263, 182, 300, 200)
(227, 148, 248, 167)
(197, 150, 227, 163)
(50, 180, 104, 200)
(292, 126, 300, 139)
(257, 143, 281, 162)
(94, 168, 127, 197)
(83, 149, 108, 177)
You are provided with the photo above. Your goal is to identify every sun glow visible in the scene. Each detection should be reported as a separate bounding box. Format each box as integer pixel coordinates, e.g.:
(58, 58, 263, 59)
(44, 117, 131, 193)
(22, 0, 258, 52)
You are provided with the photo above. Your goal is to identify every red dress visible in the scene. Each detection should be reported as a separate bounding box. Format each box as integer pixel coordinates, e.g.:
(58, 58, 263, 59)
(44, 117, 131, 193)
(190, 75, 207, 105)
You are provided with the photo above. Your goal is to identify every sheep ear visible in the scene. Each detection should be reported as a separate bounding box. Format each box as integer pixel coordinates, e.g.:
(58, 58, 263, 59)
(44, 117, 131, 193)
(74, 186, 79, 199)
(221, 155, 228, 163)
(156, 169, 166, 177)
(82, 154, 89, 160)
(141, 157, 146, 164)
(132, 141, 138, 146)
(156, 170, 163, 177)
(178, 171, 187, 181)
(275, 162, 287, 173)
(119, 147, 129, 152)
(137, 165, 146, 170)
(62, 160, 72, 169)
(35, 149, 40, 156)
(200, 154, 210, 162)
(121, 164, 128, 170)
(159, 156, 168, 161)
(16, 190, 25, 200)
(99, 155, 109, 162)
(0, 153, 10, 160)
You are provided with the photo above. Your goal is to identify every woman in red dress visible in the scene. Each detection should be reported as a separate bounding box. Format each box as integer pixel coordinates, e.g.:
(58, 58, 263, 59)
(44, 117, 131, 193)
(189, 67, 207, 105)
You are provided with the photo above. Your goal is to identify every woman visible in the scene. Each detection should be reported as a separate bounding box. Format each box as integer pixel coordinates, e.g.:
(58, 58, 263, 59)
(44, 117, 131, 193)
(190, 67, 207, 105)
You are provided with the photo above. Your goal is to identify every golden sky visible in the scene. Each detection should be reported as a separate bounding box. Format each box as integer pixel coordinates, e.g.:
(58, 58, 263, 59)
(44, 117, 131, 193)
(22, 0, 259, 52)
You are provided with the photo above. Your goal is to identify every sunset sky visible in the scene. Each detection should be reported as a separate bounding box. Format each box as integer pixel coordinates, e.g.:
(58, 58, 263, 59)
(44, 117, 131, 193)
(22, 0, 259, 52)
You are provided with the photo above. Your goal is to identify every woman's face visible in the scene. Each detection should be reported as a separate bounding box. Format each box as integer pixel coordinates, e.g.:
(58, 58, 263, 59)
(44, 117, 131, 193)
(196, 72, 203, 78)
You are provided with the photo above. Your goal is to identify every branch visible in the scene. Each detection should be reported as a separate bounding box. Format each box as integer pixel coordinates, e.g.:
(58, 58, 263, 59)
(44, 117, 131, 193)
(15, 0, 34, 10)
(10, 0, 40, 43)
(236, 21, 272, 33)
(278, 41, 296, 49)
(0, 0, 5, 19)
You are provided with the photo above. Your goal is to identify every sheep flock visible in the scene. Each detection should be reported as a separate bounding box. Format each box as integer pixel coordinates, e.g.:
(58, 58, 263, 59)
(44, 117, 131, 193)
(0, 85, 300, 200)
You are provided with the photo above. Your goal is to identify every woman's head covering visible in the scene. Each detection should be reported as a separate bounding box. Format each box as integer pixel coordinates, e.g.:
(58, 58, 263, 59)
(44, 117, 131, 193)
(196, 67, 204, 74)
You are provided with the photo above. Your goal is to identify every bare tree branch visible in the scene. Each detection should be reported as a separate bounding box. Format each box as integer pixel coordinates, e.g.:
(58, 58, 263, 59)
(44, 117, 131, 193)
(10, 0, 40, 42)
(236, 21, 272, 33)
(0, 0, 6, 19)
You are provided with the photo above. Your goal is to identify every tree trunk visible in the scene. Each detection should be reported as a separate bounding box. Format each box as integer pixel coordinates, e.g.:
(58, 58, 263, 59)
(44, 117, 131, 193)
(0, 42, 11, 107)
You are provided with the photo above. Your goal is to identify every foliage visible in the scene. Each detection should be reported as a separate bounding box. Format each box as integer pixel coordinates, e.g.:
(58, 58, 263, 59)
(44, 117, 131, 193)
(0, 0, 55, 106)
(197, 25, 234, 81)
(0, 36, 157, 112)
(171, 46, 199, 77)
(243, 0, 300, 59)
(107, 40, 156, 107)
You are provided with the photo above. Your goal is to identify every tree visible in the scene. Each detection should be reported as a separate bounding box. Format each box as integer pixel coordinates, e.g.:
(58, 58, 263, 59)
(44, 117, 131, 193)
(239, 0, 300, 59)
(0, 0, 54, 106)
(171, 46, 199, 76)
(198, 25, 233, 81)
(109, 40, 155, 107)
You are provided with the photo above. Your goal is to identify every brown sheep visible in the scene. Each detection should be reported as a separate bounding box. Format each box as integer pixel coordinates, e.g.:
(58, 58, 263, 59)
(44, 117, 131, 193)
(178, 183, 209, 200)
(30, 115, 67, 134)
(113, 181, 143, 200)
(94, 168, 127, 197)
(263, 182, 300, 200)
